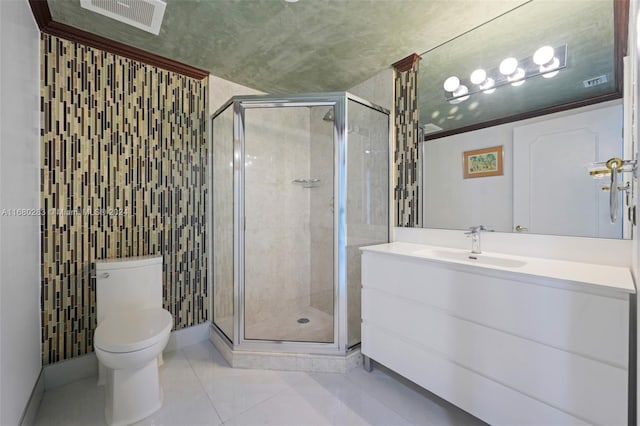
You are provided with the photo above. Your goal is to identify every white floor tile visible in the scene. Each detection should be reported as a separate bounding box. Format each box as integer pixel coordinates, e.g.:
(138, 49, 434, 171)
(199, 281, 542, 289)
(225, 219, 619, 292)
(34, 376, 106, 426)
(284, 374, 412, 426)
(346, 366, 486, 426)
(222, 391, 331, 426)
(33, 341, 484, 426)
(199, 367, 304, 422)
(159, 350, 208, 405)
(133, 392, 221, 426)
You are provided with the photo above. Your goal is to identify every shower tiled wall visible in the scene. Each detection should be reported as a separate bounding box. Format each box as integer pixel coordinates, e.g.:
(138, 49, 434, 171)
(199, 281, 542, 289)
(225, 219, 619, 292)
(40, 34, 208, 365)
(243, 107, 312, 332)
(393, 55, 420, 227)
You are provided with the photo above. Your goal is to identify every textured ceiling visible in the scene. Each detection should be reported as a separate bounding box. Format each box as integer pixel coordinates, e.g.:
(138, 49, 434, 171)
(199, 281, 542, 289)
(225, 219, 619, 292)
(47, 0, 529, 93)
(417, 0, 615, 134)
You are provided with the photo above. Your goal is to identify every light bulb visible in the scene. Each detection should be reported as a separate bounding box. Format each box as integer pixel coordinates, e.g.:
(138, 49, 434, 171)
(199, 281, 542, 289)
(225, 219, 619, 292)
(480, 77, 495, 94)
(509, 68, 525, 86)
(470, 69, 487, 85)
(499, 57, 518, 75)
(539, 57, 560, 74)
(443, 76, 460, 92)
(533, 46, 555, 66)
(453, 84, 470, 102)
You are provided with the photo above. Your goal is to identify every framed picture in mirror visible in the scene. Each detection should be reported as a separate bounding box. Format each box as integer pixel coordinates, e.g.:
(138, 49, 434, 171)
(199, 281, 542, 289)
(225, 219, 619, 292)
(463, 145, 503, 179)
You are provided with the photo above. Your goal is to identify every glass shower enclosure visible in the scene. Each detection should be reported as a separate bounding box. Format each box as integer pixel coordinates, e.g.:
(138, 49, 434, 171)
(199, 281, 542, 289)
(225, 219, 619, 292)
(211, 93, 389, 354)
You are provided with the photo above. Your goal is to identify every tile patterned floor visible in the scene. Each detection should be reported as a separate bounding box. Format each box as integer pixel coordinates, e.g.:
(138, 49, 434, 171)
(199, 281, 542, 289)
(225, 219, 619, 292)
(33, 340, 486, 426)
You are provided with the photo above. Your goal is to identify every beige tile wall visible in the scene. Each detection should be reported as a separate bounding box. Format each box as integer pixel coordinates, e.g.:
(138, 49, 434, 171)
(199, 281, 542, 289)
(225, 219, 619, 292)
(40, 34, 209, 364)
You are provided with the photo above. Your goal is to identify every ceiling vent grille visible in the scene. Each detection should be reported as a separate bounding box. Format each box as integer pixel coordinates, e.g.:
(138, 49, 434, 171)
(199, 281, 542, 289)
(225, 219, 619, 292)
(423, 123, 443, 134)
(79, 0, 167, 35)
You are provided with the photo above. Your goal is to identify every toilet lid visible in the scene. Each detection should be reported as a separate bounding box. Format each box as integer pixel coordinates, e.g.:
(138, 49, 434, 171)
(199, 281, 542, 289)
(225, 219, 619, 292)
(94, 308, 173, 353)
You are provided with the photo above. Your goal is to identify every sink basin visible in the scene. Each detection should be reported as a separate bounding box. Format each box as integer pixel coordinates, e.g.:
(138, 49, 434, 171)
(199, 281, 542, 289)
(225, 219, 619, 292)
(414, 248, 527, 268)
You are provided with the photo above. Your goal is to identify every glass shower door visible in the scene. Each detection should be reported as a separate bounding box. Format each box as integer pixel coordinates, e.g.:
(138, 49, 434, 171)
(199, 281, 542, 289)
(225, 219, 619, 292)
(346, 98, 390, 348)
(242, 105, 335, 343)
(211, 104, 235, 342)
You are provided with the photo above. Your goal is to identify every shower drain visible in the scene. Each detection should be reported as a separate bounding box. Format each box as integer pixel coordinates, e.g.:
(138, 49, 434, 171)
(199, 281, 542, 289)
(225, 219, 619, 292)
(297, 318, 310, 324)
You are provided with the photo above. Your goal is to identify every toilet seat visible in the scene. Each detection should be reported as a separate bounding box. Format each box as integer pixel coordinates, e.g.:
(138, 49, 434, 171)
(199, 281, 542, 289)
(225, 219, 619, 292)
(95, 308, 172, 353)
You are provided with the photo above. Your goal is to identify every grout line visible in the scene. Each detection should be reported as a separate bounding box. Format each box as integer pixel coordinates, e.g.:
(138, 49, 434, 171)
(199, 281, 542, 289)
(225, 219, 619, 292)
(216, 369, 313, 423)
(343, 366, 420, 424)
(342, 362, 487, 425)
(181, 345, 225, 426)
(190, 341, 316, 424)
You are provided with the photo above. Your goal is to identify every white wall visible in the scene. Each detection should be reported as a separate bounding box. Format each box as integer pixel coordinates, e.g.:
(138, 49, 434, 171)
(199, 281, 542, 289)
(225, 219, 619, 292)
(0, 1, 42, 425)
(209, 74, 263, 114)
(422, 99, 623, 232)
(349, 67, 394, 112)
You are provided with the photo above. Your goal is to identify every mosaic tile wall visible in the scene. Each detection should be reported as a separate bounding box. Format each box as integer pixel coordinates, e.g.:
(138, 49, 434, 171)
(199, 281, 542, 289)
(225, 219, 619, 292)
(40, 34, 209, 365)
(393, 60, 420, 227)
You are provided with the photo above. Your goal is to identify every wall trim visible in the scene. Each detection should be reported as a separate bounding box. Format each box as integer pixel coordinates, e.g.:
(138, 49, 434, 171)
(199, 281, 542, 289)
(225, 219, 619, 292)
(27, 0, 209, 80)
(164, 322, 211, 353)
(42, 323, 210, 390)
(43, 352, 98, 390)
(392, 53, 420, 73)
(19, 369, 44, 426)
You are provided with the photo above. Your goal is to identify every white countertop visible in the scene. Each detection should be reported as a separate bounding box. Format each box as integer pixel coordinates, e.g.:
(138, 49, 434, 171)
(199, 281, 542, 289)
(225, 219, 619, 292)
(361, 242, 636, 294)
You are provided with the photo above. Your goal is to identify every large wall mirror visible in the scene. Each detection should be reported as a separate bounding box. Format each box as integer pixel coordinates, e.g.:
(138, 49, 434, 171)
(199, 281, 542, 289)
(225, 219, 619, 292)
(416, 0, 630, 239)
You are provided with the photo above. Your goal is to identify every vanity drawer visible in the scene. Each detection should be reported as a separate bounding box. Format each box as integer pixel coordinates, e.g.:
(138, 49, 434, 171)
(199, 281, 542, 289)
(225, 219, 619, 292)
(362, 287, 627, 426)
(362, 251, 629, 367)
(361, 250, 630, 426)
(362, 324, 590, 426)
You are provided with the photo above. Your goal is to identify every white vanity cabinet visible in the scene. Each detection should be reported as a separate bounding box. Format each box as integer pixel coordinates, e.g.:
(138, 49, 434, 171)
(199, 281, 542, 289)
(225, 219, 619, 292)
(361, 243, 634, 426)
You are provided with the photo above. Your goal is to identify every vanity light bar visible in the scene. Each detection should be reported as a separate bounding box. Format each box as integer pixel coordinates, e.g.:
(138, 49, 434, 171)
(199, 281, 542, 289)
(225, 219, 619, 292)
(443, 44, 568, 103)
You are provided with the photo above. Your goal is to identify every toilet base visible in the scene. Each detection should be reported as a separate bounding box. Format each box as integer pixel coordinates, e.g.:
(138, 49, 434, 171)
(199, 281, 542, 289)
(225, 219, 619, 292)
(104, 358, 162, 426)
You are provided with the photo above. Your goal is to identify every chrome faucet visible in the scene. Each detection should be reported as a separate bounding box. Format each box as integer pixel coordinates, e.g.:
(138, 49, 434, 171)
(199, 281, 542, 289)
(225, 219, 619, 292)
(465, 225, 494, 254)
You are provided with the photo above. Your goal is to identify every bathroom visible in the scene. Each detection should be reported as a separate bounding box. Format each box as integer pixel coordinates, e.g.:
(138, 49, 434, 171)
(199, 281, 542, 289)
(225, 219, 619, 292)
(0, 0, 638, 425)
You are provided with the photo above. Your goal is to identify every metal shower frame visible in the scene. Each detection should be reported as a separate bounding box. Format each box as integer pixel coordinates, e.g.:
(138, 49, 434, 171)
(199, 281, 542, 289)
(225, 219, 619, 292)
(209, 92, 391, 355)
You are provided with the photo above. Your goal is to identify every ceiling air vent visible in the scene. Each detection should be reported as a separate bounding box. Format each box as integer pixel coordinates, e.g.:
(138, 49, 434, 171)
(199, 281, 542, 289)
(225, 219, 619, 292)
(423, 123, 443, 134)
(79, 0, 167, 35)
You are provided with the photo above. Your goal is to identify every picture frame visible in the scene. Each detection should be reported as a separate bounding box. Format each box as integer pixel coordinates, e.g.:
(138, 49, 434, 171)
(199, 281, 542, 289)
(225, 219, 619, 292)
(463, 145, 503, 178)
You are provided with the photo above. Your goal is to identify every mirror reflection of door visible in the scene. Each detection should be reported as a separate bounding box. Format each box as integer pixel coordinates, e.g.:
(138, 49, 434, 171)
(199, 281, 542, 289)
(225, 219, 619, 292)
(512, 103, 624, 238)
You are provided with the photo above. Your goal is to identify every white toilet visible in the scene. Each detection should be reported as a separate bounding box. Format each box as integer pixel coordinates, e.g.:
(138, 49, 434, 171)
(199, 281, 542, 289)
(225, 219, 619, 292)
(94, 256, 173, 426)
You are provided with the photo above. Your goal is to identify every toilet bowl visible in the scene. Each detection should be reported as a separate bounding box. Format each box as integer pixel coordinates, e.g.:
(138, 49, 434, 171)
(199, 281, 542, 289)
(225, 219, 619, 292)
(95, 308, 172, 426)
(94, 256, 172, 426)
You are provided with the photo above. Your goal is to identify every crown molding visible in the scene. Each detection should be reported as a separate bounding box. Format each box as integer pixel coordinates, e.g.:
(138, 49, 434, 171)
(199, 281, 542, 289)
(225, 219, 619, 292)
(27, 0, 209, 80)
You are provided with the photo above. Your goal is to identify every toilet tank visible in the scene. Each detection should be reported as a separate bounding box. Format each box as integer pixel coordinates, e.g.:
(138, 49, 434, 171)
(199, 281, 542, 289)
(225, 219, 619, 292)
(95, 256, 163, 323)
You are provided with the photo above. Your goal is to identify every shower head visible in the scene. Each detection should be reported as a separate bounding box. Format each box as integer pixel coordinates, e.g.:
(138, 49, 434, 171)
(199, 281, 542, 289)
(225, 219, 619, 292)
(322, 108, 334, 122)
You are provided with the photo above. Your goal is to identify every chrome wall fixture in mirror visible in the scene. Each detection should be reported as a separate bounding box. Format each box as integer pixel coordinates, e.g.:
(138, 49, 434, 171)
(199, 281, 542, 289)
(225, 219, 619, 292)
(417, 0, 630, 239)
